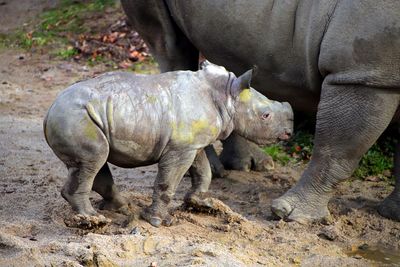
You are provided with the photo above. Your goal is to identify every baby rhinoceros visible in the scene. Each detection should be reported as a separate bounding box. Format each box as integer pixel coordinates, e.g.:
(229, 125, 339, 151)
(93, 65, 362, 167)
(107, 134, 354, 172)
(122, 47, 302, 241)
(44, 61, 293, 227)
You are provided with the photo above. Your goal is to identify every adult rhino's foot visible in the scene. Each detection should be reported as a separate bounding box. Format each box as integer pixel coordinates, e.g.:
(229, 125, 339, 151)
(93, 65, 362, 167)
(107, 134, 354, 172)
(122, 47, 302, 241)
(271, 187, 330, 224)
(140, 207, 174, 227)
(378, 193, 400, 221)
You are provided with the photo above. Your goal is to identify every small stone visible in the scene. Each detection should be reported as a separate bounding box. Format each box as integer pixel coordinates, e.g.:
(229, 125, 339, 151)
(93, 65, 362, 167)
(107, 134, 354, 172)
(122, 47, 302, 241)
(130, 227, 140, 235)
(358, 243, 369, 250)
(318, 225, 338, 241)
(149, 262, 157, 267)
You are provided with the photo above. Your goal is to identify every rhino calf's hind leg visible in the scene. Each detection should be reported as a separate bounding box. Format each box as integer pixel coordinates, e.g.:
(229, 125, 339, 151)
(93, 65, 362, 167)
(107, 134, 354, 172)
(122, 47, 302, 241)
(184, 149, 212, 206)
(272, 83, 400, 223)
(62, 163, 104, 216)
(378, 132, 400, 221)
(92, 164, 127, 212)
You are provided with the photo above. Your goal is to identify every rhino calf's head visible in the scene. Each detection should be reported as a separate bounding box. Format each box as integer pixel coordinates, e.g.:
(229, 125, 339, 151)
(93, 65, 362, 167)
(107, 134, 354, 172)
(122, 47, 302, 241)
(229, 68, 294, 145)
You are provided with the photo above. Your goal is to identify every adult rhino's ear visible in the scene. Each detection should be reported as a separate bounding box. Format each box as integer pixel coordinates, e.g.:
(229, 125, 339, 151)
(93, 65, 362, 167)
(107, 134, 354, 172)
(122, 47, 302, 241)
(231, 68, 255, 97)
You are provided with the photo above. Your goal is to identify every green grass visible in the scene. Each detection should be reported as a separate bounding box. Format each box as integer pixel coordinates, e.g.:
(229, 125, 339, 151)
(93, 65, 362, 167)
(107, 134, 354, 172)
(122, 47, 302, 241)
(263, 130, 395, 181)
(56, 46, 79, 59)
(263, 144, 291, 165)
(354, 142, 394, 179)
(0, 0, 116, 50)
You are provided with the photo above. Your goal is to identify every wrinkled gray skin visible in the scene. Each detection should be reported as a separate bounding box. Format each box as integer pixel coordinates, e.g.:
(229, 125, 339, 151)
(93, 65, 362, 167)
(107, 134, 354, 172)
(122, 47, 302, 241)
(121, 0, 400, 222)
(44, 62, 293, 227)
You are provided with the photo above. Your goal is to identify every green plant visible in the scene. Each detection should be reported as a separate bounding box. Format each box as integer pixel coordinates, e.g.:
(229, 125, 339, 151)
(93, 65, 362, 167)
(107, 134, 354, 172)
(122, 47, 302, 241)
(57, 46, 79, 59)
(2, 0, 116, 50)
(354, 142, 394, 179)
(263, 144, 291, 165)
(262, 128, 395, 182)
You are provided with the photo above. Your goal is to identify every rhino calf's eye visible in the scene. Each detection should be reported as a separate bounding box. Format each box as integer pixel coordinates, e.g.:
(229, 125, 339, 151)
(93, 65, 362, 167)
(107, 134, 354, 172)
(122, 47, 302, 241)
(261, 113, 270, 120)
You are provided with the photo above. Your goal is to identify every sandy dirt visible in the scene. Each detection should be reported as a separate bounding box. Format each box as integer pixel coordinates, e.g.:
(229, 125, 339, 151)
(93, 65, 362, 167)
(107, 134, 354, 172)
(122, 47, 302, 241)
(1, 3, 400, 267)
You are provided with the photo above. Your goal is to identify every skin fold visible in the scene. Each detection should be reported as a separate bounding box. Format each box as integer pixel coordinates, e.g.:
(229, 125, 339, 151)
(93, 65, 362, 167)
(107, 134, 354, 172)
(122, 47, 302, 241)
(44, 62, 293, 227)
(121, 0, 400, 223)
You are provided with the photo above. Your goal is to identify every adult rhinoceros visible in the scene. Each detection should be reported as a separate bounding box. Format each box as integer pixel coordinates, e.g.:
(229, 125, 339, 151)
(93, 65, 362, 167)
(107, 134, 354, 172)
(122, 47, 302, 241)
(121, 0, 400, 222)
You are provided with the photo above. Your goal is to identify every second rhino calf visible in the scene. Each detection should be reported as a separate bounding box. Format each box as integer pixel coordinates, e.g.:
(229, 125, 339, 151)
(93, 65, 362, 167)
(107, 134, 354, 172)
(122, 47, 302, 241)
(44, 61, 293, 227)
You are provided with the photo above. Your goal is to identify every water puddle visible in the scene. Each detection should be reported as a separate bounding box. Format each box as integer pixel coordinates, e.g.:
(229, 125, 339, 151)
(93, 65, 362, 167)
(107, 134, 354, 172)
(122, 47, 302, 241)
(346, 244, 400, 266)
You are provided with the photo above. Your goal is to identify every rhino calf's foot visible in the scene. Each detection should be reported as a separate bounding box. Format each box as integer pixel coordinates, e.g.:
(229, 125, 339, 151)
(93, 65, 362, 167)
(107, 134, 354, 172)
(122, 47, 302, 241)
(378, 193, 400, 221)
(61, 189, 97, 217)
(271, 186, 330, 224)
(140, 208, 175, 227)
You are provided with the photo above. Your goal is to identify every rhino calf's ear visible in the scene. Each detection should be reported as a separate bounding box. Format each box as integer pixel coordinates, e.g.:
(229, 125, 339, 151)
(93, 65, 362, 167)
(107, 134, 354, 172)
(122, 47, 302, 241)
(199, 60, 211, 70)
(231, 69, 253, 97)
(238, 69, 253, 89)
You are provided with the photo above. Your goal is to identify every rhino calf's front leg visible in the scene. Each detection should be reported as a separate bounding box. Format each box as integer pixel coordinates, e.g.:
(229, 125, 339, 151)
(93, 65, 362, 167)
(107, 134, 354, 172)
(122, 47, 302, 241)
(141, 150, 197, 227)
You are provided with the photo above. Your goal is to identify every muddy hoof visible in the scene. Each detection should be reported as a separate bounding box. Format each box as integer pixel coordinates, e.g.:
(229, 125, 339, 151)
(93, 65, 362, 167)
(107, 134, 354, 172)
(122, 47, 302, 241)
(378, 196, 400, 221)
(64, 214, 111, 230)
(271, 191, 330, 224)
(141, 209, 175, 227)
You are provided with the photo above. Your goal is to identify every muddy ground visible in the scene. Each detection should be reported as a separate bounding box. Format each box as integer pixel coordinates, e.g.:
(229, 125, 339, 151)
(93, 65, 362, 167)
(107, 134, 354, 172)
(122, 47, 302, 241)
(1, 2, 400, 267)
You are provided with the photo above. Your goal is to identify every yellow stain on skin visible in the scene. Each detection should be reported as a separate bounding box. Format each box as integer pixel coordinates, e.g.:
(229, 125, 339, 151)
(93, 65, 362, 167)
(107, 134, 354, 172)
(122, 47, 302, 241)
(171, 119, 216, 143)
(192, 120, 208, 134)
(210, 126, 219, 137)
(146, 94, 158, 104)
(239, 89, 252, 102)
(171, 122, 192, 143)
(84, 120, 98, 141)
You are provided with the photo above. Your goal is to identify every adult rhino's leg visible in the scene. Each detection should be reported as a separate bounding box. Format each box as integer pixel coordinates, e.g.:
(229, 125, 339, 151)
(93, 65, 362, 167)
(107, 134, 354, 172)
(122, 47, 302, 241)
(272, 82, 399, 223)
(378, 131, 400, 221)
(92, 164, 127, 212)
(141, 150, 197, 227)
(220, 132, 274, 172)
(184, 149, 212, 205)
(121, 0, 199, 72)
